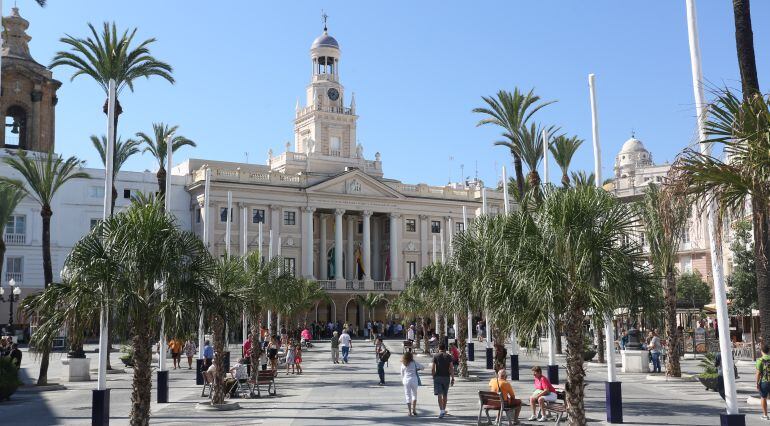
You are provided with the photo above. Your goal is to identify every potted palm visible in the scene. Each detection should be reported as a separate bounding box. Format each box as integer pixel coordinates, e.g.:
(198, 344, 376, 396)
(697, 353, 719, 391)
(120, 345, 134, 368)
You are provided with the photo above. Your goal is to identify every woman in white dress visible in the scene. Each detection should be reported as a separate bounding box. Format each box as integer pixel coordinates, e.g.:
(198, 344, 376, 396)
(400, 351, 423, 416)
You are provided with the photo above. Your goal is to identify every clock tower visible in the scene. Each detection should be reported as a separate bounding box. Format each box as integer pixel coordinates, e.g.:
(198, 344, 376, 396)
(294, 22, 358, 161)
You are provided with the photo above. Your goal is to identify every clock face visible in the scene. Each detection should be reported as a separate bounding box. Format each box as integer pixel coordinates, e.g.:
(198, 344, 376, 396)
(327, 88, 340, 101)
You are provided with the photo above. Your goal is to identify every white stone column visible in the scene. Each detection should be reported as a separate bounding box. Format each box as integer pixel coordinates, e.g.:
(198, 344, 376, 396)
(363, 211, 372, 283)
(347, 215, 356, 280)
(419, 214, 429, 269)
(334, 209, 345, 285)
(301, 207, 315, 278)
(389, 213, 400, 283)
(320, 214, 328, 280)
(269, 204, 281, 256)
(372, 216, 381, 280)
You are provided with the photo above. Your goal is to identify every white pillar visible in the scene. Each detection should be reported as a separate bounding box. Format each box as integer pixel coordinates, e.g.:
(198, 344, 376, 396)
(548, 315, 557, 366)
(440, 227, 446, 263)
(225, 191, 232, 259)
(270, 205, 281, 256)
(373, 217, 381, 280)
(420, 215, 429, 268)
(468, 309, 473, 344)
(346, 215, 355, 280)
(199, 167, 211, 359)
(267, 230, 273, 332)
(335, 209, 345, 284)
(241, 205, 248, 257)
(462, 206, 468, 230)
(301, 207, 315, 278)
(502, 167, 510, 215)
(363, 211, 372, 282)
(482, 188, 488, 215)
(258, 222, 263, 259)
(589, 74, 618, 383)
(485, 311, 492, 349)
(432, 234, 437, 264)
(542, 129, 550, 184)
(389, 213, 399, 282)
(685, 0, 738, 414)
(320, 214, 328, 280)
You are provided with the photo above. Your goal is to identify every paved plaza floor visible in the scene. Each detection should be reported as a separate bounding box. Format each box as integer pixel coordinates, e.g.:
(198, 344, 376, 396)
(0, 339, 766, 425)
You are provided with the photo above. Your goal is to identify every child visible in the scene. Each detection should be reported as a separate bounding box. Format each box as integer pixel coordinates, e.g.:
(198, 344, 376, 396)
(295, 344, 303, 375)
(285, 340, 296, 375)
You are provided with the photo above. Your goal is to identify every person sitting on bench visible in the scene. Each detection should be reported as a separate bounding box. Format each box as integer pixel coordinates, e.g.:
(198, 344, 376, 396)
(488, 369, 521, 423)
(528, 366, 557, 422)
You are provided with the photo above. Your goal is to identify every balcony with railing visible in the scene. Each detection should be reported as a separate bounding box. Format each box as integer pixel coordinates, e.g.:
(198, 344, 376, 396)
(345, 280, 364, 291)
(295, 104, 354, 119)
(318, 280, 336, 290)
(5, 272, 22, 284)
(374, 281, 392, 291)
(191, 167, 307, 187)
(4, 233, 25, 245)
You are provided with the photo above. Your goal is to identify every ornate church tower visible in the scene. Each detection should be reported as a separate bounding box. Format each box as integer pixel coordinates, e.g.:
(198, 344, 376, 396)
(0, 7, 60, 152)
(294, 20, 358, 159)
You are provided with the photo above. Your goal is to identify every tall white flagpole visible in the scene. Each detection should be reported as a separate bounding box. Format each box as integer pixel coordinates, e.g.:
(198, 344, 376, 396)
(440, 230, 445, 263)
(462, 205, 474, 360)
(502, 166, 510, 214)
(432, 235, 437, 264)
(97, 79, 117, 393)
(542, 129, 549, 184)
(242, 206, 248, 344)
(258, 221, 263, 259)
(590, 73, 623, 422)
(158, 133, 173, 377)
(198, 167, 211, 360)
(267, 230, 273, 332)
(225, 191, 232, 259)
(685, 0, 740, 419)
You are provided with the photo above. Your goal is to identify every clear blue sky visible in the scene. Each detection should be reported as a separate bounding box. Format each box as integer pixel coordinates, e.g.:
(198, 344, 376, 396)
(15, 0, 769, 187)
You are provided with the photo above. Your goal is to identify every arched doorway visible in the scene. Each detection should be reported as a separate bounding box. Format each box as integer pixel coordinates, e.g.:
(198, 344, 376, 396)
(344, 298, 361, 334)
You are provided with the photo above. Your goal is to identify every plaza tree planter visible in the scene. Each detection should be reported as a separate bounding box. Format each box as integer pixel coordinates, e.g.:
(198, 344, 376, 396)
(697, 374, 718, 391)
(583, 349, 597, 362)
(0, 358, 21, 401)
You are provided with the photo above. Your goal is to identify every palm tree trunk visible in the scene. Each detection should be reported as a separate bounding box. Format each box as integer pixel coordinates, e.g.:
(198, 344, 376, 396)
(111, 185, 118, 215)
(513, 154, 525, 196)
(664, 272, 681, 377)
(211, 315, 226, 405)
(36, 205, 53, 386)
(129, 321, 152, 426)
(157, 167, 167, 199)
(561, 173, 570, 188)
(752, 199, 770, 344)
(438, 314, 445, 342)
(493, 328, 507, 372)
(564, 303, 587, 426)
(249, 314, 261, 379)
(732, 0, 760, 99)
(457, 313, 468, 378)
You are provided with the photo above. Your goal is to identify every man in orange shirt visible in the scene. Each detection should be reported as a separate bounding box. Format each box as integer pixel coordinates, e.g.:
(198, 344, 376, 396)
(168, 338, 183, 369)
(488, 369, 521, 423)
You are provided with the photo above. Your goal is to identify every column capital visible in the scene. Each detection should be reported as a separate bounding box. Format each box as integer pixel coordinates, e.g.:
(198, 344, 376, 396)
(443, 215, 451, 221)
(389, 213, 401, 219)
(335, 208, 346, 216)
(302, 206, 316, 213)
(363, 210, 373, 217)
(269, 204, 281, 210)
(419, 214, 428, 220)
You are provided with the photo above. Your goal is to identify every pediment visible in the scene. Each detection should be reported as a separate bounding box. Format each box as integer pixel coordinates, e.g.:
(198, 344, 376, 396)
(306, 170, 403, 199)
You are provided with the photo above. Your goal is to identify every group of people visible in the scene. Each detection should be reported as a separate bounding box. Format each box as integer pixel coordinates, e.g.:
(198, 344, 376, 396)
(165, 337, 198, 370)
(329, 326, 353, 364)
(0, 336, 21, 367)
(365, 320, 404, 340)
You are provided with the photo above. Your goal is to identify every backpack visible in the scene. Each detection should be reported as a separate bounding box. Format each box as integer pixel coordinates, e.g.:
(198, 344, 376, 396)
(761, 358, 770, 383)
(380, 349, 391, 363)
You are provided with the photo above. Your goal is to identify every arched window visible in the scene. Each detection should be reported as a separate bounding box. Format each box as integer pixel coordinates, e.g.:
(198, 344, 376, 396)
(4, 105, 27, 149)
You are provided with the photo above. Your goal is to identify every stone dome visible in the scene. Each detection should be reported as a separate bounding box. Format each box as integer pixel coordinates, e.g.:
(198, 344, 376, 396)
(619, 137, 647, 154)
(311, 31, 339, 50)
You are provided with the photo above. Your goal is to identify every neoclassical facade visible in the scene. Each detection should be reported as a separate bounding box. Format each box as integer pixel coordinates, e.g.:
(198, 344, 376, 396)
(176, 27, 506, 326)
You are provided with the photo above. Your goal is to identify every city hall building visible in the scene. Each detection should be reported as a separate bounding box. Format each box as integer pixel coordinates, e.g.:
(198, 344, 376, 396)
(175, 26, 505, 326)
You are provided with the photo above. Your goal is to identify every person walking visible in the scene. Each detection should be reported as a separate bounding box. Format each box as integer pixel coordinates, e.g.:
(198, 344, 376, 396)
(183, 339, 197, 370)
(400, 351, 423, 417)
(295, 343, 303, 375)
(331, 330, 341, 364)
(168, 337, 183, 369)
(432, 343, 455, 418)
(267, 337, 279, 371)
(340, 329, 352, 363)
(756, 344, 770, 420)
(407, 324, 416, 344)
(649, 330, 662, 373)
(375, 337, 390, 385)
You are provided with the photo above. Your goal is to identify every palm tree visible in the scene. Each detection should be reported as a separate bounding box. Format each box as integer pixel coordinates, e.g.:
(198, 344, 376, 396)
(732, 0, 760, 99)
(357, 292, 386, 326)
(570, 171, 595, 187)
(550, 135, 584, 187)
(634, 183, 690, 377)
(0, 184, 24, 288)
(390, 284, 433, 352)
(675, 89, 770, 345)
(206, 257, 247, 405)
(136, 123, 196, 197)
(473, 89, 555, 195)
(50, 22, 174, 132)
(518, 123, 559, 190)
(489, 186, 649, 424)
(90, 135, 140, 214)
(0, 150, 89, 385)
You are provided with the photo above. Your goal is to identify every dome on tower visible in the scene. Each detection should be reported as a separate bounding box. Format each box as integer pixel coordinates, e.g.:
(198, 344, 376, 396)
(311, 31, 339, 50)
(619, 136, 648, 154)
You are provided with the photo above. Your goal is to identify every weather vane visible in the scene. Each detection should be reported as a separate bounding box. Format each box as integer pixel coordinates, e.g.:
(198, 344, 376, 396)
(321, 10, 328, 31)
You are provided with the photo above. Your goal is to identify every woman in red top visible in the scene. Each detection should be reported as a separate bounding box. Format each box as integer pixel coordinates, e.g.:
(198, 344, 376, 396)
(528, 366, 557, 421)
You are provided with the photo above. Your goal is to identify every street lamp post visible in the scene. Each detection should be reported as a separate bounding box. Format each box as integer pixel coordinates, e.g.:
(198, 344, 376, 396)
(0, 278, 22, 328)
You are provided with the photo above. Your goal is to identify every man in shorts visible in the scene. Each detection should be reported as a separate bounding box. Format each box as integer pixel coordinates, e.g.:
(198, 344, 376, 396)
(432, 343, 455, 418)
(756, 344, 770, 420)
(529, 366, 557, 422)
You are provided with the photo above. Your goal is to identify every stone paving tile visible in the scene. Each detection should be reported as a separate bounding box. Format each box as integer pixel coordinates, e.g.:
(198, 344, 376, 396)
(1, 340, 767, 425)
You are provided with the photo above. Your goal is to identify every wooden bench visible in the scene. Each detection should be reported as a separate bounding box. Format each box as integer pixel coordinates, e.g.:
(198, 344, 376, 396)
(542, 389, 567, 425)
(253, 369, 277, 397)
(402, 340, 413, 353)
(478, 391, 518, 425)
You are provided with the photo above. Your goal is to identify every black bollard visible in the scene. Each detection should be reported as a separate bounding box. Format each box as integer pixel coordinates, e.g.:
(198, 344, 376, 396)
(510, 354, 519, 381)
(547, 364, 559, 385)
(467, 342, 475, 361)
(223, 351, 231, 372)
(719, 414, 746, 426)
(157, 370, 169, 403)
(91, 388, 110, 426)
(605, 381, 623, 423)
(486, 347, 493, 370)
(196, 359, 205, 385)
